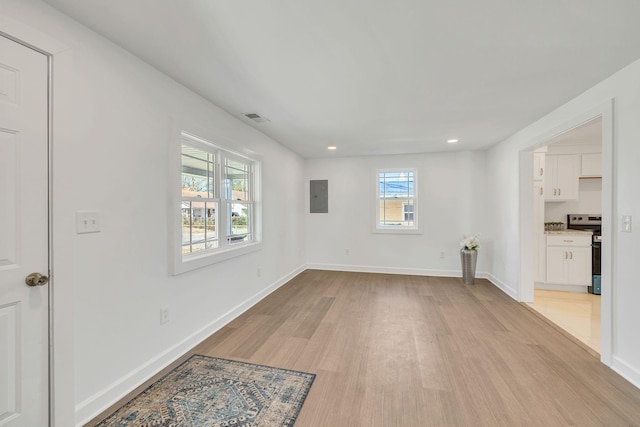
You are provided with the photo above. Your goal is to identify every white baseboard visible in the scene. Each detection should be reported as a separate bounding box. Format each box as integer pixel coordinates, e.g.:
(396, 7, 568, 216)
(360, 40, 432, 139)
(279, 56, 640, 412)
(534, 283, 589, 293)
(306, 262, 463, 278)
(74, 264, 306, 426)
(305, 262, 499, 284)
(307, 263, 519, 302)
(485, 273, 519, 300)
(612, 355, 640, 390)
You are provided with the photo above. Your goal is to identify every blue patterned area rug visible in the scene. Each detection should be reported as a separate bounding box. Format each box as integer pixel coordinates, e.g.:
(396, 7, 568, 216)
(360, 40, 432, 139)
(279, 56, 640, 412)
(95, 354, 315, 427)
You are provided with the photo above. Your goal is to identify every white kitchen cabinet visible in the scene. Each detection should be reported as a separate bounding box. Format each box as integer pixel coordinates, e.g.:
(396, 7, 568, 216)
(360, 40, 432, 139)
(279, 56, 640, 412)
(544, 155, 579, 201)
(581, 153, 602, 177)
(533, 152, 545, 181)
(545, 234, 591, 286)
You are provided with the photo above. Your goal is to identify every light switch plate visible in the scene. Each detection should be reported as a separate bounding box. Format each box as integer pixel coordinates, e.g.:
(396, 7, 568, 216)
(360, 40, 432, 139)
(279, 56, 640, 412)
(621, 215, 632, 233)
(76, 211, 101, 234)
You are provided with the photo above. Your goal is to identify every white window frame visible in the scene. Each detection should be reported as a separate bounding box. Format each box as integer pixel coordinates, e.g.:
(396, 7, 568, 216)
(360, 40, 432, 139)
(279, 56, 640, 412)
(171, 130, 262, 275)
(374, 168, 421, 234)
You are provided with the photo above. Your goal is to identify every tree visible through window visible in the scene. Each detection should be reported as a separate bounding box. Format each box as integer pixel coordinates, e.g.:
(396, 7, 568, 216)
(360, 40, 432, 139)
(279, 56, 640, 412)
(181, 133, 257, 258)
(376, 169, 417, 230)
(181, 144, 217, 254)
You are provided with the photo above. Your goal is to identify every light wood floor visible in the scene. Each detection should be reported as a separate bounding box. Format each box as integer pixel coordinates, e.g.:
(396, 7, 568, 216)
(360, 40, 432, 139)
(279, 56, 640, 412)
(187, 270, 640, 426)
(527, 289, 601, 353)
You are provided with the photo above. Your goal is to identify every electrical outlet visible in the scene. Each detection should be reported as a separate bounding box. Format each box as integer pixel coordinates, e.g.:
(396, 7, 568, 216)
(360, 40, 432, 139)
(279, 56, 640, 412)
(345, 248, 350, 255)
(160, 306, 169, 324)
(257, 267, 262, 277)
(440, 251, 446, 259)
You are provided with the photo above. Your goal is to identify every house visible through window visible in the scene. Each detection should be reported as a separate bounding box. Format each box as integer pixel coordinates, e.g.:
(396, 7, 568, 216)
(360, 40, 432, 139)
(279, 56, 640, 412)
(223, 155, 253, 244)
(403, 203, 414, 222)
(181, 144, 218, 254)
(376, 169, 418, 232)
(180, 132, 258, 262)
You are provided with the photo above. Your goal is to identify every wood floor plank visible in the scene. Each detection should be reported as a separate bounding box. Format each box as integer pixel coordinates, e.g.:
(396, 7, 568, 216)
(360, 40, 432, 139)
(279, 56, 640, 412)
(293, 296, 335, 339)
(175, 271, 640, 426)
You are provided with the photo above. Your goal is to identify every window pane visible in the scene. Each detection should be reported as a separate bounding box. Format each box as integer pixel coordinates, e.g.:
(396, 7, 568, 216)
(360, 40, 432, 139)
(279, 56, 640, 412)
(181, 200, 192, 254)
(379, 199, 415, 226)
(204, 203, 218, 249)
(182, 144, 215, 198)
(228, 202, 251, 244)
(182, 200, 219, 255)
(377, 170, 416, 229)
(403, 203, 414, 222)
(379, 171, 414, 198)
(224, 157, 250, 201)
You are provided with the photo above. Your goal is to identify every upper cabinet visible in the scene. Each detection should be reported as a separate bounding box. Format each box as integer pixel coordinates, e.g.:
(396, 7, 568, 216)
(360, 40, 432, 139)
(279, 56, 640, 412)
(581, 153, 602, 177)
(544, 155, 579, 201)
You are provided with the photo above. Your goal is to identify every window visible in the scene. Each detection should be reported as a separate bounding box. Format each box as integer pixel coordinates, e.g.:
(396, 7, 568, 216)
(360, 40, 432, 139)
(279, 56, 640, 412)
(175, 131, 261, 273)
(223, 155, 253, 245)
(181, 144, 218, 254)
(375, 169, 418, 233)
(403, 203, 414, 222)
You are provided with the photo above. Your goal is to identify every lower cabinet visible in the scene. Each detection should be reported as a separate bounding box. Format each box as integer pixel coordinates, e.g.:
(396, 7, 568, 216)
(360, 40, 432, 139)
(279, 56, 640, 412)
(545, 235, 591, 286)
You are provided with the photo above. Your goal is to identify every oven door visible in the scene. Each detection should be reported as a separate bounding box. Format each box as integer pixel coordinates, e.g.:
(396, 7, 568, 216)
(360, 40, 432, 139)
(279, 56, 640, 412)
(592, 235, 601, 275)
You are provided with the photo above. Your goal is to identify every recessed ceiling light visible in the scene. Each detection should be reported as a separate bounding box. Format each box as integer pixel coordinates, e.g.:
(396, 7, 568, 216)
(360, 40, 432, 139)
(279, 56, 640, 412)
(447, 139, 459, 144)
(327, 146, 337, 150)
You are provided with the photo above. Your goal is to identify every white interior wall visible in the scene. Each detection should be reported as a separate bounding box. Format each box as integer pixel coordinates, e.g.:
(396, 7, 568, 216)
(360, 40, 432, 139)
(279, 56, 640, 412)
(304, 151, 490, 278)
(487, 57, 640, 388)
(1, 1, 306, 425)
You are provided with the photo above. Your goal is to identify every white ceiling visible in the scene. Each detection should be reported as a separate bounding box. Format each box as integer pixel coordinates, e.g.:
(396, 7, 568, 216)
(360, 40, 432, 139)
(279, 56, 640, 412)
(42, 0, 640, 158)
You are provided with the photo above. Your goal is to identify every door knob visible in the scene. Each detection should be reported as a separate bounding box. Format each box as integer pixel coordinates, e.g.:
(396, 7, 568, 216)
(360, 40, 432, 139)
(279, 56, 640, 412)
(25, 272, 49, 287)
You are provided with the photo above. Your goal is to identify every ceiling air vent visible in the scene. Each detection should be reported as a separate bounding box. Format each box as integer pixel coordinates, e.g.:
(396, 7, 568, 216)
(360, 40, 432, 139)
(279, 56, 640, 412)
(243, 112, 269, 123)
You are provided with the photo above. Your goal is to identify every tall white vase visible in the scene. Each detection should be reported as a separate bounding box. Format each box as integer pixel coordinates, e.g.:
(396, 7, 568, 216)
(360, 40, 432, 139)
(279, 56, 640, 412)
(460, 249, 478, 285)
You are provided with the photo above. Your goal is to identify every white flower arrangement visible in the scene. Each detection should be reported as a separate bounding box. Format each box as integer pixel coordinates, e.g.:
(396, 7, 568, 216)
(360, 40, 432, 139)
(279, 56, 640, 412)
(460, 234, 480, 251)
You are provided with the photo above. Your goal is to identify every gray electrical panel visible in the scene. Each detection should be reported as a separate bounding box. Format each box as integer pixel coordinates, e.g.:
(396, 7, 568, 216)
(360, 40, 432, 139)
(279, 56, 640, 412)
(310, 180, 328, 213)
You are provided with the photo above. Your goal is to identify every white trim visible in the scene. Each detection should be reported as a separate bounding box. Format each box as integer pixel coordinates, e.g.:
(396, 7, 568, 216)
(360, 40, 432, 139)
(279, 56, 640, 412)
(599, 101, 614, 367)
(373, 168, 421, 234)
(533, 283, 589, 293)
(74, 264, 306, 426)
(518, 150, 535, 303)
(371, 227, 424, 235)
(307, 263, 518, 300)
(306, 262, 490, 279)
(0, 15, 70, 56)
(517, 99, 614, 366)
(611, 356, 640, 390)
(171, 129, 263, 275)
(486, 274, 519, 300)
(0, 16, 75, 427)
(177, 241, 263, 273)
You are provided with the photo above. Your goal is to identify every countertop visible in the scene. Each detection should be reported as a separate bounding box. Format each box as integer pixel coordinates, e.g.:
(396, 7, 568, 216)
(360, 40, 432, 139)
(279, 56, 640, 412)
(544, 229, 593, 235)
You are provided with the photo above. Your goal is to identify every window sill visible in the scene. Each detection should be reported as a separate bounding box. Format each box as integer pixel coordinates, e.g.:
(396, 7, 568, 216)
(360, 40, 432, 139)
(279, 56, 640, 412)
(172, 241, 262, 275)
(372, 227, 422, 235)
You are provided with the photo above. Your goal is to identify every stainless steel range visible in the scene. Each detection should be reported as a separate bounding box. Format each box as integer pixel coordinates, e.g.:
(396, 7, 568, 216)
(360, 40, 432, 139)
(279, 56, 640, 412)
(567, 214, 601, 294)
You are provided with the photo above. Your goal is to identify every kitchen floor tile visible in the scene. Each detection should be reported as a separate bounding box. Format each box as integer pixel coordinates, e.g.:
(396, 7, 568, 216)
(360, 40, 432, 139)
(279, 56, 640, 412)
(527, 289, 600, 353)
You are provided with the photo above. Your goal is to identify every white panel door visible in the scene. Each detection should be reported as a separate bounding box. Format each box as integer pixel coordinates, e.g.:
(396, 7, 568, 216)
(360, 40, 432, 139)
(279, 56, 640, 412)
(0, 35, 49, 427)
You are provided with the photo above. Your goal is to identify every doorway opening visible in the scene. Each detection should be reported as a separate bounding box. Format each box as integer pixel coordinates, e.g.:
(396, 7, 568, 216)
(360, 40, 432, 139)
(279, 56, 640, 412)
(527, 117, 603, 354)
(519, 102, 614, 365)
